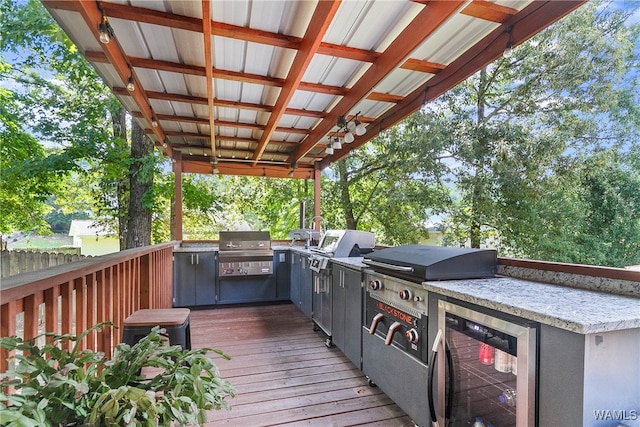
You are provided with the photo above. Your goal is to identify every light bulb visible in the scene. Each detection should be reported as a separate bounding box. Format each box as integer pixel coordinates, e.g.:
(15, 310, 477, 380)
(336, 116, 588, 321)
(355, 120, 366, 136)
(344, 132, 354, 143)
(126, 76, 135, 92)
(325, 146, 334, 155)
(98, 22, 111, 44)
(504, 40, 513, 58)
(332, 138, 342, 150)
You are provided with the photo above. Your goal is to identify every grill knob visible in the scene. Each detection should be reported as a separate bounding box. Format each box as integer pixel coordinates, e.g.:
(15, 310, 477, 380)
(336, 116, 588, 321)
(399, 289, 413, 300)
(369, 280, 383, 290)
(406, 328, 419, 344)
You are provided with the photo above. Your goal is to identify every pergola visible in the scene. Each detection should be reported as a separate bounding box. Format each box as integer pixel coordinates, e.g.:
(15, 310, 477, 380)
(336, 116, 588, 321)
(42, 0, 584, 237)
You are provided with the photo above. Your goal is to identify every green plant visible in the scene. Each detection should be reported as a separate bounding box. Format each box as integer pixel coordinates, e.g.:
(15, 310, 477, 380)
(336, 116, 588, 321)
(0, 323, 235, 426)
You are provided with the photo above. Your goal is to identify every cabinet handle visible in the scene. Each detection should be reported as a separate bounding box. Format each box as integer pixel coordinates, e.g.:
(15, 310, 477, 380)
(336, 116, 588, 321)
(191, 254, 194, 264)
(196, 254, 199, 264)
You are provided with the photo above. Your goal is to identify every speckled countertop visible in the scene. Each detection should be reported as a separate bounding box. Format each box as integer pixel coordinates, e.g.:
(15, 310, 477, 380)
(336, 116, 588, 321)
(423, 277, 640, 335)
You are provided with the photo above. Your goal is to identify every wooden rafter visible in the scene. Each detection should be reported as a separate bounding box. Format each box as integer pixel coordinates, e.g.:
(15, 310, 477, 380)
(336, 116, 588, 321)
(322, 0, 585, 169)
(49, 0, 169, 154)
(290, 0, 466, 164)
(252, 0, 341, 165)
(202, 0, 215, 158)
(42, 0, 586, 179)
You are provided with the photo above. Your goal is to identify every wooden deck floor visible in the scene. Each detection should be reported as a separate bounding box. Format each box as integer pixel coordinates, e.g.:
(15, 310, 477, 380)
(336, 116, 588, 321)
(190, 303, 413, 426)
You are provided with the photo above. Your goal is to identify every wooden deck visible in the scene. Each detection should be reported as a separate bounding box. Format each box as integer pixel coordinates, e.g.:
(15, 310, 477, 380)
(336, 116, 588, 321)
(191, 303, 413, 426)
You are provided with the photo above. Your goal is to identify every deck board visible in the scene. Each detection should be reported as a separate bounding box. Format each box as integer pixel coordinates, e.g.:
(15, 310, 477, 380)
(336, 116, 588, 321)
(189, 303, 414, 426)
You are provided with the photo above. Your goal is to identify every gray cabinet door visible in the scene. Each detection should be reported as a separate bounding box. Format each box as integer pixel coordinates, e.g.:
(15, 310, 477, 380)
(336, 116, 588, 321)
(332, 264, 363, 367)
(173, 252, 216, 307)
(332, 267, 347, 351)
(299, 254, 312, 318)
(275, 250, 290, 300)
(290, 252, 301, 308)
(342, 267, 363, 367)
(194, 252, 216, 305)
(173, 253, 197, 307)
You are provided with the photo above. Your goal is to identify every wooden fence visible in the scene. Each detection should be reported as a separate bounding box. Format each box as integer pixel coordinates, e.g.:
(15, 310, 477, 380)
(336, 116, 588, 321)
(0, 242, 177, 373)
(1, 249, 84, 278)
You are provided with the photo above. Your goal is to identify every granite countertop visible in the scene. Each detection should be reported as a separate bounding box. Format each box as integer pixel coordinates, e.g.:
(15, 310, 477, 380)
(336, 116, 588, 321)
(331, 257, 367, 269)
(423, 277, 640, 335)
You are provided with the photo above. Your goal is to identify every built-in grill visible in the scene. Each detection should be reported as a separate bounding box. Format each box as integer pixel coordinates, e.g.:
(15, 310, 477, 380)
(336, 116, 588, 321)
(363, 244, 497, 282)
(309, 229, 375, 272)
(307, 230, 376, 345)
(361, 245, 497, 427)
(218, 231, 273, 277)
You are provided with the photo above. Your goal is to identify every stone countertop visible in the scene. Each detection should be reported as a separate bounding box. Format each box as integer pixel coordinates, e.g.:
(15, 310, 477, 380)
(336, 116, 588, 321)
(331, 257, 367, 269)
(423, 276, 640, 335)
(174, 244, 301, 252)
(173, 244, 218, 252)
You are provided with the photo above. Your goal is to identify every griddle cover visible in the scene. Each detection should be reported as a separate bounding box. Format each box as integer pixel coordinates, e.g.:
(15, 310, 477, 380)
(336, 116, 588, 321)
(364, 245, 497, 280)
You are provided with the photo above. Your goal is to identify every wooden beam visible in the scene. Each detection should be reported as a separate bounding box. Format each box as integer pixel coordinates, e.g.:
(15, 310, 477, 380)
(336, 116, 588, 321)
(181, 159, 316, 179)
(322, 0, 586, 169)
(116, 87, 326, 118)
(291, 0, 466, 163)
(90, 2, 447, 73)
(173, 152, 183, 241)
(461, 0, 518, 23)
(53, 1, 168, 150)
(202, 0, 215, 157)
(253, 0, 341, 164)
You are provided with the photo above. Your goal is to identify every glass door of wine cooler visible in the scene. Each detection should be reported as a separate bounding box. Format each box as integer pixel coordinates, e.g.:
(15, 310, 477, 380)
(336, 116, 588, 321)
(431, 300, 537, 427)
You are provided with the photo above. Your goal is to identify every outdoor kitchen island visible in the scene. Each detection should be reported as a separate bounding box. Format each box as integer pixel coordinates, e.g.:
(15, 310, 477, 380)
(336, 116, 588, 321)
(425, 274, 640, 427)
(172, 242, 640, 426)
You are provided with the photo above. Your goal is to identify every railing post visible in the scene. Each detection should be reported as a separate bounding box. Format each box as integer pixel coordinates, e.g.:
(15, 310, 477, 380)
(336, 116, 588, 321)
(0, 301, 17, 372)
(139, 254, 150, 309)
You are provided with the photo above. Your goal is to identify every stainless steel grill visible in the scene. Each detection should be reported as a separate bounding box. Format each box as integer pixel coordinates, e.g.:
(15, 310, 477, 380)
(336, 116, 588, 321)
(361, 245, 498, 427)
(218, 231, 273, 277)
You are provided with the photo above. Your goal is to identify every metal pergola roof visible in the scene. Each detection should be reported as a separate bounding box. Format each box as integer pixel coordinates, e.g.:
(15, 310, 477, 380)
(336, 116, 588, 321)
(43, 0, 584, 179)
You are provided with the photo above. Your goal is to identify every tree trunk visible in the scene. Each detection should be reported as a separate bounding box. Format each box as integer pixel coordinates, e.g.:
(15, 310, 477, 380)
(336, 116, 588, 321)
(337, 159, 357, 229)
(125, 120, 154, 249)
(111, 108, 129, 250)
(469, 68, 488, 249)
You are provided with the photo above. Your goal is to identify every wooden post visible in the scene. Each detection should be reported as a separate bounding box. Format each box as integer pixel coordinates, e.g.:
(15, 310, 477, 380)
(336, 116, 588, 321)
(313, 164, 321, 231)
(139, 254, 150, 309)
(173, 152, 183, 242)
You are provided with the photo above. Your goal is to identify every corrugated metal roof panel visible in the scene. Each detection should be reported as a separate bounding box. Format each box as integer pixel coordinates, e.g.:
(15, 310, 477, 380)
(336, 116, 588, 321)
(42, 0, 584, 178)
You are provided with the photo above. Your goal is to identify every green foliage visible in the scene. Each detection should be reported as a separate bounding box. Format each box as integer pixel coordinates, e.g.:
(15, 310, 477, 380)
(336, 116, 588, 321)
(322, 111, 451, 245)
(0, 85, 57, 234)
(0, 323, 235, 426)
(431, 0, 640, 264)
(178, 174, 313, 240)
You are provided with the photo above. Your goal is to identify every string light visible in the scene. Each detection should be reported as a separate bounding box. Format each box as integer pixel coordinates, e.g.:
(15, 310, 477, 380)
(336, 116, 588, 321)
(503, 25, 513, 58)
(97, 3, 113, 44)
(126, 74, 135, 92)
(336, 112, 365, 143)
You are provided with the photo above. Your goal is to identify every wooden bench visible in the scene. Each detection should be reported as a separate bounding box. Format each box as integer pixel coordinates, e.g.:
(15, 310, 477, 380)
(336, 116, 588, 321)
(121, 308, 191, 350)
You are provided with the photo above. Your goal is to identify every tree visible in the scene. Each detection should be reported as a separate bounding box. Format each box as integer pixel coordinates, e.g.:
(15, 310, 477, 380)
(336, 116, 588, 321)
(0, 84, 57, 235)
(430, 0, 640, 262)
(124, 120, 154, 248)
(1, 0, 159, 249)
(322, 111, 451, 245)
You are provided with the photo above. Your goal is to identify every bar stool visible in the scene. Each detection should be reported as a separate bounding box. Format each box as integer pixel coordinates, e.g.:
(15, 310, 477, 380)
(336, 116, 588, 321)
(121, 308, 191, 350)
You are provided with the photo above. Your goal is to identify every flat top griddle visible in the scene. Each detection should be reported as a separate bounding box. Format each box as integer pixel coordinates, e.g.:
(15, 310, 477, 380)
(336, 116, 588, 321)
(363, 245, 497, 281)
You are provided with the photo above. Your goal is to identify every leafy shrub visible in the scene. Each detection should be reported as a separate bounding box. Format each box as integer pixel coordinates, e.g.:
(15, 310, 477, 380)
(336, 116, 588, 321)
(0, 323, 235, 426)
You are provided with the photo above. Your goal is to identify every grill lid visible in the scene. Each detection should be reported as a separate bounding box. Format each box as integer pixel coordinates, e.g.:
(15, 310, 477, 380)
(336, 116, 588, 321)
(363, 245, 497, 280)
(219, 231, 271, 251)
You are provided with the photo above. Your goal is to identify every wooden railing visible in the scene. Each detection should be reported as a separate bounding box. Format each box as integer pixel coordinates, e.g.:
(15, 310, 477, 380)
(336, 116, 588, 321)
(0, 242, 177, 373)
